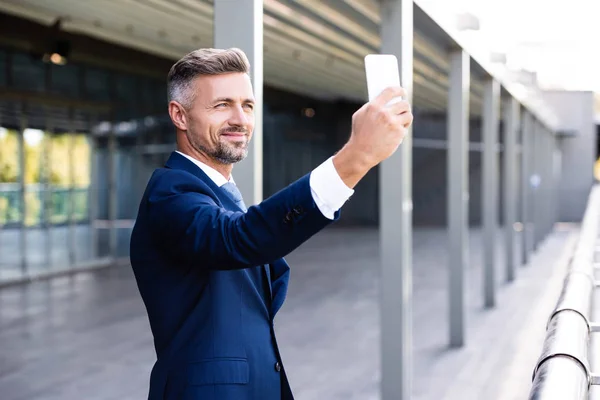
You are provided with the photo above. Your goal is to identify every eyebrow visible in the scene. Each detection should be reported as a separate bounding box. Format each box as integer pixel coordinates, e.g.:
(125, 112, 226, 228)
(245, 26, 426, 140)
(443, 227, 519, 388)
(213, 97, 255, 104)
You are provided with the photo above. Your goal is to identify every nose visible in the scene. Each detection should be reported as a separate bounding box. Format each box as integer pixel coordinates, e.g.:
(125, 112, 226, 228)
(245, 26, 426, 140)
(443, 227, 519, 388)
(228, 104, 250, 127)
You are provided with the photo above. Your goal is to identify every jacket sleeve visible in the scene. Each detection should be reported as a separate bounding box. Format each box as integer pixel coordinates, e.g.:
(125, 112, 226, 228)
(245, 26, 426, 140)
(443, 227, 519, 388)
(145, 170, 339, 270)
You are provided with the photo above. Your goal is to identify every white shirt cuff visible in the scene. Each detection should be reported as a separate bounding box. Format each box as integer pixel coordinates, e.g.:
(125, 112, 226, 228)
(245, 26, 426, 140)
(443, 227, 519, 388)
(309, 156, 354, 220)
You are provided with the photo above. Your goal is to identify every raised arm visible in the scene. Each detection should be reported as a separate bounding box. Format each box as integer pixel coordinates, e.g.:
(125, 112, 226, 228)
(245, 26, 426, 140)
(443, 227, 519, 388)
(147, 85, 412, 270)
(146, 169, 338, 269)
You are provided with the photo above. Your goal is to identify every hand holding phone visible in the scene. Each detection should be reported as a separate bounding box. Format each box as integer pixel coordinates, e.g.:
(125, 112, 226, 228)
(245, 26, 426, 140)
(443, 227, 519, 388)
(331, 54, 413, 187)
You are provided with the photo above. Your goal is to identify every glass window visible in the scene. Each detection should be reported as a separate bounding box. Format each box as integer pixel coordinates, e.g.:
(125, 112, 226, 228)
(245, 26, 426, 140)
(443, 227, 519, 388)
(139, 78, 155, 112)
(114, 73, 137, 103)
(49, 133, 71, 225)
(23, 127, 46, 227)
(0, 127, 22, 226)
(12, 53, 46, 92)
(84, 67, 111, 101)
(152, 80, 167, 112)
(71, 134, 91, 222)
(0, 50, 6, 87)
(114, 74, 137, 121)
(50, 63, 80, 98)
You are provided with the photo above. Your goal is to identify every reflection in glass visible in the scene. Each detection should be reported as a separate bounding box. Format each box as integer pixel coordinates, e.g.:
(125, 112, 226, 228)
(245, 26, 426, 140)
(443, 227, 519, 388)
(23, 128, 45, 228)
(46, 131, 92, 267)
(0, 127, 21, 226)
(0, 126, 23, 279)
(49, 133, 72, 225)
(72, 134, 91, 223)
(11, 53, 45, 92)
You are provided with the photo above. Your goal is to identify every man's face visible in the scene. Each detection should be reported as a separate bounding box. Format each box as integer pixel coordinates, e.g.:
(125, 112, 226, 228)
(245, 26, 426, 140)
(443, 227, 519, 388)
(184, 73, 255, 164)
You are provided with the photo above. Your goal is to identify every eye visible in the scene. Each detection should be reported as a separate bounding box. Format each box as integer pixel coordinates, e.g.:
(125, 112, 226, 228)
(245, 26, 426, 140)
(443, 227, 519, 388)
(244, 103, 254, 110)
(215, 103, 227, 108)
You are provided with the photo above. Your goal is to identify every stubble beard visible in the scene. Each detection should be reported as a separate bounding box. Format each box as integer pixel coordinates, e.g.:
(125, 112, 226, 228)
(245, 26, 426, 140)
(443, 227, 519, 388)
(188, 128, 249, 165)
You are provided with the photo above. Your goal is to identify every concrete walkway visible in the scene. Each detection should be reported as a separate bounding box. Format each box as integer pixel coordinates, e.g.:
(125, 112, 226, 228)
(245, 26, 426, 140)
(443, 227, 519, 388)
(0, 226, 576, 400)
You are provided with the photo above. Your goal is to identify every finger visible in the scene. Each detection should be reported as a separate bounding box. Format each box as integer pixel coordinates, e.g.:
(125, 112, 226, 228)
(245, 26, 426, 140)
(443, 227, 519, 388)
(372, 86, 406, 107)
(396, 112, 413, 129)
(387, 99, 411, 115)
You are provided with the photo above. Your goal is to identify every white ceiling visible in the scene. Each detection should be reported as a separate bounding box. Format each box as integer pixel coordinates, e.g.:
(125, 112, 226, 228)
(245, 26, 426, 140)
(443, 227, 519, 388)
(417, 0, 600, 92)
(0, 0, 476, 113)
(14, 0, 589, 127)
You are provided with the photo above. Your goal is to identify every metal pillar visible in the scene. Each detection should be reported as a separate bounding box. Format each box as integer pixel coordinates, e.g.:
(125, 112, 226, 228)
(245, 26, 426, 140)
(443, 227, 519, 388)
(542, 127, 549, 237)
(18, 102, 27, 276)
(43, 110, 52, 269)
(108, 118, 118, 260)
(551, 133, 559, 228)
(214, 0, 263, 205)
(521, 111, 532, 264)
(541, 126, 550, 239)
(0, 110, 3, 264)
(447, 49, 469, 347)
(533, 119, 543, 248)
(503, 98, 518, 281)
(379, 0, 413, 398)
(482, 79, 500, 308)
(548, 129, 555, 233)
(89, 115, 99, 261)
(547, 128, 555, 235)
(539, 126, 545, 240)
(68, 109, 76, 266)
(527, 117, 536, 255)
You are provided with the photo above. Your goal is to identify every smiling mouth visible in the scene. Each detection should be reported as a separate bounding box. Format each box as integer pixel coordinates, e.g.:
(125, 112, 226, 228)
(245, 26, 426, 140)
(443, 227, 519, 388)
(221, 133, 246, 141)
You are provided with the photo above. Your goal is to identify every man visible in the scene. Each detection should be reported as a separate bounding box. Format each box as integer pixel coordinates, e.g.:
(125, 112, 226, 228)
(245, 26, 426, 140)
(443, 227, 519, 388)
(130, 47, 412, 400)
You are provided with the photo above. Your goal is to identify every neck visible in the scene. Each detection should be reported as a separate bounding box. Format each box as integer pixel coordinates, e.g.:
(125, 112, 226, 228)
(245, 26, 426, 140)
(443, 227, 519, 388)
(177, 142, 233, 181)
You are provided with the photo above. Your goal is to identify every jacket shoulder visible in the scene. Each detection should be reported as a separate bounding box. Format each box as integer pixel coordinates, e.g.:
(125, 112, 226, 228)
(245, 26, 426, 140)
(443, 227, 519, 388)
(146, 167, 214, 198)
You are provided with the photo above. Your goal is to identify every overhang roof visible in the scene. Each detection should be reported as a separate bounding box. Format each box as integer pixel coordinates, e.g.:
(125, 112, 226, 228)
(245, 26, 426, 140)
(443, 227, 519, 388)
(0, 0, 558, 128)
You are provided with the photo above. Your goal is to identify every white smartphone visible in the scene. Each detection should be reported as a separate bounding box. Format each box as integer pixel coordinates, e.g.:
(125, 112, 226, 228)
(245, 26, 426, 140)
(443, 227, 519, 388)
(364, 54, 402, 105)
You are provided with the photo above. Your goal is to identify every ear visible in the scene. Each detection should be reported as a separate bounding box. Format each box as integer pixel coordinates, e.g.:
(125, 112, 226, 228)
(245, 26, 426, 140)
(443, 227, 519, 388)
(168, 101, 188, 131)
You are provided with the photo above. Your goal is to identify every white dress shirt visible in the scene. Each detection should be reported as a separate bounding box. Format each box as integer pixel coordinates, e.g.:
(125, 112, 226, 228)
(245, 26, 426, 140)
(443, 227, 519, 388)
(175, 151, 353, 220)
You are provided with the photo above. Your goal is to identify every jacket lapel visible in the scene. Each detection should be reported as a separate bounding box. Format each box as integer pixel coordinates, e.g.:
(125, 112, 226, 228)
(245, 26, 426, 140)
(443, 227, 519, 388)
(164, 151, 241, 212)
(164, 151, 273, 302)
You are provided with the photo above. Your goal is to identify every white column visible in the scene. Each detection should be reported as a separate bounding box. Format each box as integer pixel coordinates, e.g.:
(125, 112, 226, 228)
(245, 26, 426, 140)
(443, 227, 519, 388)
(214, 0, 264, 205)
(447, 49, 470, 348)
(379, 0, 414, 398)
(503, 98, 518, 282)
(482, 79, 499, 308)
(520, 111, 532, 264)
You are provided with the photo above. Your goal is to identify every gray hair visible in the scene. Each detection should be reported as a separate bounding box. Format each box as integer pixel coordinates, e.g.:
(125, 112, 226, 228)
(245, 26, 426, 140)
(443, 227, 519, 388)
(167, 48, 250, 108)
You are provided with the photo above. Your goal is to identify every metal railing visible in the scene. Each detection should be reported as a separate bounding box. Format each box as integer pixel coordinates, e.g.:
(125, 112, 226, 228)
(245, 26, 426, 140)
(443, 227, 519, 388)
(529, 185, 600, 399)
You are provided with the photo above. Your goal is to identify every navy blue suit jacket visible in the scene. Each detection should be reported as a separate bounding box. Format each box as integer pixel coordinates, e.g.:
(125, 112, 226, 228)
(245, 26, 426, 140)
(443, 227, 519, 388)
(130, 152, 338, 399)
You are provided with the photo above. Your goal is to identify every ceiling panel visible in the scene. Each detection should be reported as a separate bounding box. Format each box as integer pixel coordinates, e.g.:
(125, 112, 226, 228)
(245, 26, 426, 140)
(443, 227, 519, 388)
(0, 0, 491, 115)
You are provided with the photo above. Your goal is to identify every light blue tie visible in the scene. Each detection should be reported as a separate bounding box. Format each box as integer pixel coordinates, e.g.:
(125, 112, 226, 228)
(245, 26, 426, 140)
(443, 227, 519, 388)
(221, 182, 271, 302)
(221, 182, 247, 212)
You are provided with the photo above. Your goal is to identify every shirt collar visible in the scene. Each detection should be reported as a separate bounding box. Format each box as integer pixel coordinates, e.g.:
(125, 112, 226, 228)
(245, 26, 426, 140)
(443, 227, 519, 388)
(175, 151, 233, 187)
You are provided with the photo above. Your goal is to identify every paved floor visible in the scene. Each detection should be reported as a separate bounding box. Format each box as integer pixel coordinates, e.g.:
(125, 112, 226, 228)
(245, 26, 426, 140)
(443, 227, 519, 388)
(0, 225, 576, 400)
